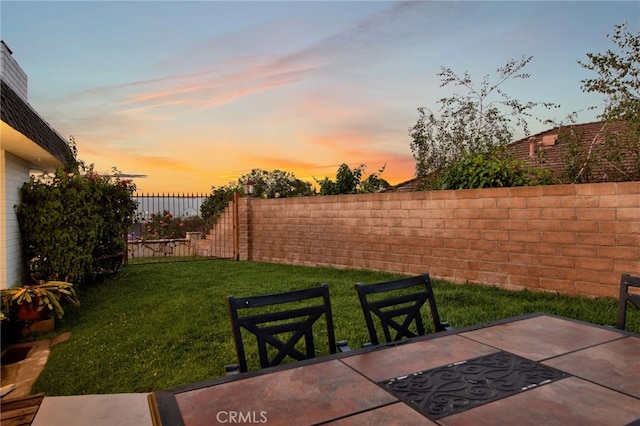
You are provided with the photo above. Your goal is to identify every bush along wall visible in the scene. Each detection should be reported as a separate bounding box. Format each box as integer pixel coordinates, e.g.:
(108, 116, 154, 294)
(16, 166, 136, 284)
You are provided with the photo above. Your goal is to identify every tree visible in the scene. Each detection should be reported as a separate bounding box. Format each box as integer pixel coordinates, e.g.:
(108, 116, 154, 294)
(409, 55, 558, 189)
(238, 169, 315, 198)
(361, 164, 391, 193)
(201, 169, 314, 231)
(315, 163, 390, 195)
(578, 22, 640, 181)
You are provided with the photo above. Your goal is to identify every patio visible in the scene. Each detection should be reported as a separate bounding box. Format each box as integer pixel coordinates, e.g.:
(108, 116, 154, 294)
(2, 313, 639, 425)
(148, 313, 640, 425)
(1, 340, 153, 426)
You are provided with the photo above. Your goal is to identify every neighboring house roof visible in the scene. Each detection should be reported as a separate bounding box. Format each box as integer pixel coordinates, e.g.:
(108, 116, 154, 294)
(387, 177, 423, 192)
(1, 79, 71, 167)
(388, 120, 635, 191)
(510, 120, 634, 182)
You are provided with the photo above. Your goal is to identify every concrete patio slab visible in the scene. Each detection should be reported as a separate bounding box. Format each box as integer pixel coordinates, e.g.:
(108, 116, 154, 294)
(32, 393, 153, 426)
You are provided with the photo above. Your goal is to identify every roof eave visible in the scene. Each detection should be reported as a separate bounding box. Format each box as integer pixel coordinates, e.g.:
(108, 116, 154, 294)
(1, 80, 72, 168)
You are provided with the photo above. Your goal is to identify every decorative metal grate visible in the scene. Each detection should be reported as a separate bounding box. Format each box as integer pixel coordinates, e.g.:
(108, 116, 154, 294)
(380, 351, 569, 420)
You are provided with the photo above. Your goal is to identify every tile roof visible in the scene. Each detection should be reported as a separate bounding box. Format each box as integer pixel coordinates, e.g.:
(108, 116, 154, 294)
(509, 120, 635, 182)
(387, 176, 423, 192)
(1, 80, 71, 164)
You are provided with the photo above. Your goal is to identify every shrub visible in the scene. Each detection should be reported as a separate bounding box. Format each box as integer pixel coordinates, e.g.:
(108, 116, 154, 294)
(201, 187, 235, 234)
(138, 210, 204, 240)
(94, 173, 138, 258)
(16, 166, 136, 284)
(441, 149, 552, 190)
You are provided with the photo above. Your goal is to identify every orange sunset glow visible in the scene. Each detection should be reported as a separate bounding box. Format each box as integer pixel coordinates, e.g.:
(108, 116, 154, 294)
(2, 1, 634, 194)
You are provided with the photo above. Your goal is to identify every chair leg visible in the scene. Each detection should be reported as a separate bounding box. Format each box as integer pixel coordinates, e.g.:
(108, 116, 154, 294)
(225, 364, 240, 376)
(337, 340, 351, 352)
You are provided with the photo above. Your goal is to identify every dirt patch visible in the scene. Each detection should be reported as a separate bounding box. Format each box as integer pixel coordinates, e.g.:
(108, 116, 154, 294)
(1, 347, 32, 365)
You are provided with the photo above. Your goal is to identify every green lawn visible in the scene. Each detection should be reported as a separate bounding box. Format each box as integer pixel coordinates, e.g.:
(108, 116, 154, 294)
(31, 260, 636, 396)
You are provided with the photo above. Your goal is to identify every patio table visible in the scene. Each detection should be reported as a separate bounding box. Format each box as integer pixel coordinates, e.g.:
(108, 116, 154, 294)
(148, 313, 640, 425)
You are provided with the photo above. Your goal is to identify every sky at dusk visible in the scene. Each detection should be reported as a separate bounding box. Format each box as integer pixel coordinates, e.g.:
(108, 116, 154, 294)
(1, 1, 638, 194)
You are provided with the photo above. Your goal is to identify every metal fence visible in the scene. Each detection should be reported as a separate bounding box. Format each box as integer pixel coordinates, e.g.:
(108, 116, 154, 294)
(127, 192, 234, 265)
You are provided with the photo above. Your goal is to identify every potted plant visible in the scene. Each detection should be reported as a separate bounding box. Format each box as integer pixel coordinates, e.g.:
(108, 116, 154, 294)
(1, 280, 80, 321)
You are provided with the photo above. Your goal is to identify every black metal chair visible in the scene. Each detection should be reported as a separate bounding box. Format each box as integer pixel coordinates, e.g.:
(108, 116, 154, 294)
(616, 273, 640, 330)
(355, 273, 451, 346)
(226, 284, 348, 373)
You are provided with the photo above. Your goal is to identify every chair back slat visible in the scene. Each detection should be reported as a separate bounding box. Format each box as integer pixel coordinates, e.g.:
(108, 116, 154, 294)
(355, 273, 446, 345)
(617, 273, 640, 330)
(226, 284, 337, 372)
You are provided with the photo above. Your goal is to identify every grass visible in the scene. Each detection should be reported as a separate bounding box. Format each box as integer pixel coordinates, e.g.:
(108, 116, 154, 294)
(31, 260, 637, 396)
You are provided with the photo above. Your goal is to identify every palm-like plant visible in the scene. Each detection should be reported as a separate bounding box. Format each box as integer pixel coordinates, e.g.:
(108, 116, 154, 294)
(1, 281, 80, 319)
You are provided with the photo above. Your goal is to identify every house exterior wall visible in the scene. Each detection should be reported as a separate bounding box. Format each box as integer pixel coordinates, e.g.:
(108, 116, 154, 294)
(1, 151, 28, 288)
(221, 182, 640, 299)
(2, 42, 69, 288)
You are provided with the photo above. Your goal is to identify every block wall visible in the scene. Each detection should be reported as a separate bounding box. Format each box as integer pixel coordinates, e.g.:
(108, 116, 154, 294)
(195, 201, 236, 259)
(234, 182, 639, 298)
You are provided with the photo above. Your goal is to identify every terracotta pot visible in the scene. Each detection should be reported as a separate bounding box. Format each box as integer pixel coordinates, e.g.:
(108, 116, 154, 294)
(16, 300, 50, 321)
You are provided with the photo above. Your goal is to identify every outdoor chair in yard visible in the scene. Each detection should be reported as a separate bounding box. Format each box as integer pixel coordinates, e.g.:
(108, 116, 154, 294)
(355, 273, 452, 346)
(225, 284, 349, 374)
(617, 273, 640, 330)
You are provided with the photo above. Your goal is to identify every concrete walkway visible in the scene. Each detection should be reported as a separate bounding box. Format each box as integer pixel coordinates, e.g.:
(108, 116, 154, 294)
(1, 336, 153, 425)
(32, 393, 152, 426)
